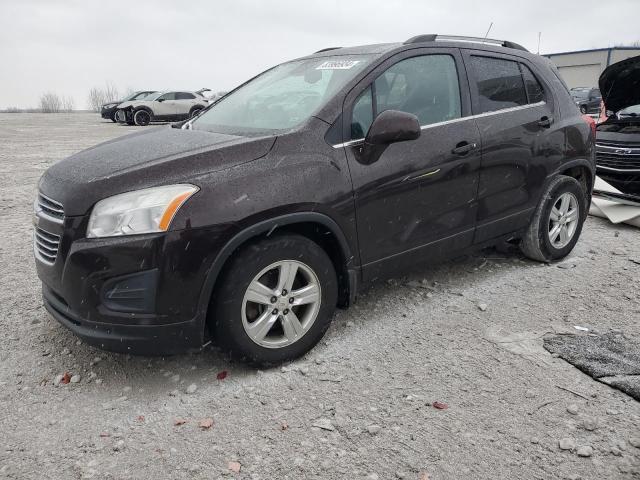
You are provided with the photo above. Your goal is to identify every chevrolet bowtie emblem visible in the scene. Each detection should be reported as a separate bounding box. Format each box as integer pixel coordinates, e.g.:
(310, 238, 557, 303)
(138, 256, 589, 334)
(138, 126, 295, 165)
(615, 148, 633, 155)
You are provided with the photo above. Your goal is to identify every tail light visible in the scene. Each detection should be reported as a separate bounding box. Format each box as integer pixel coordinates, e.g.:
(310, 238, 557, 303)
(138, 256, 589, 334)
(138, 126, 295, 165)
(582, 114, 596, 137)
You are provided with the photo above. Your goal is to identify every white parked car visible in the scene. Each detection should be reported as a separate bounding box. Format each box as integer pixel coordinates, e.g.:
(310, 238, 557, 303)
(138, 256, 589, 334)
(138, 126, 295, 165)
(115, 90, 209, 126)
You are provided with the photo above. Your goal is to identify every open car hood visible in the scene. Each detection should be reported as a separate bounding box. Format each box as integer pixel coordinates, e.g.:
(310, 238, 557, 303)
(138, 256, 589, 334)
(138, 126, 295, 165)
(599, 54, 640, 113)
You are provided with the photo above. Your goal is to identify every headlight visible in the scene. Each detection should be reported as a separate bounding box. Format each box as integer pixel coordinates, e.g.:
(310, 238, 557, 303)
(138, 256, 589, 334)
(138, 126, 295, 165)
(87, 184, 198, 238)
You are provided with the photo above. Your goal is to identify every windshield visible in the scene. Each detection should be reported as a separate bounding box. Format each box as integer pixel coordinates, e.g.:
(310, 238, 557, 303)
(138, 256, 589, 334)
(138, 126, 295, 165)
(122, 91, 153, 101)
(571, 90, 589, 100)
(139, 92, 164, 101)
(192, 55, 373, 135)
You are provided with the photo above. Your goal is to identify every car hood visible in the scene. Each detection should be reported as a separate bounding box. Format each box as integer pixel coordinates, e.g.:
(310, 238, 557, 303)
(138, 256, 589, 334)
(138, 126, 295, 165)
(40, 126, 276, 216)
(117, 100, 149, 108)
(599, 54, 640, 113)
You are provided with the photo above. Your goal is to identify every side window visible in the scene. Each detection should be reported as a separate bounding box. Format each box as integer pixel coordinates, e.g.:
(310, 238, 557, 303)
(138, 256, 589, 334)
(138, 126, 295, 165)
(157, 92, 176, 101)
(374, 55, 461, 126)
(520, 64, 545, 104)
(470, 56, 527, 113)
(351, 86, 373, 139)
(176, 92, 195, 100)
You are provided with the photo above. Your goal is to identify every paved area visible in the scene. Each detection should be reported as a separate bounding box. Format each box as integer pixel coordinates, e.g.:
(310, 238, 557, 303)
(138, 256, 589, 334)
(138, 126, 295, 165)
(0, 113, 639, 479)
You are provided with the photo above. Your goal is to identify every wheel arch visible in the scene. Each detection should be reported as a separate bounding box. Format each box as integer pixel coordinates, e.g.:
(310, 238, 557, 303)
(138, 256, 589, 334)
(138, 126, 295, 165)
(133, 105, 153, 115)
(557, 159, 595, 198)
(198, 212, 358, 333)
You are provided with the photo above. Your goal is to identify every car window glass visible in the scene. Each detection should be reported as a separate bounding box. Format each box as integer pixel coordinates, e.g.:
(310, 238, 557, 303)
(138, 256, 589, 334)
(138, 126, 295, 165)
(520, 64, 545, 104)
(351, 86, 373, 139)
(176, 92, 195, 100)
(158, 92, 176, 101)
(374, 54, 461, 126)
(470, 56, 527, 113)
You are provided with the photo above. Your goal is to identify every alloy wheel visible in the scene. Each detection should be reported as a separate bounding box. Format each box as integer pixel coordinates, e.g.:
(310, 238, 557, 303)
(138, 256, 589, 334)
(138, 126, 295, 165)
(548, 192, 579, 249)
(241, 260, 321, 349)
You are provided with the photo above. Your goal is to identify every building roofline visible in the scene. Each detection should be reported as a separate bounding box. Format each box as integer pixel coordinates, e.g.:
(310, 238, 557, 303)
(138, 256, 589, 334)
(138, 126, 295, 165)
(544, 46, 640, 57)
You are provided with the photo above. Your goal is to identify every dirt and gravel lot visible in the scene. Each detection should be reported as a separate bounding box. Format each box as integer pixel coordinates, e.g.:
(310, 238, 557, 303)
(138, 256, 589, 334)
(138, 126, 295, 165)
(0, 113, 639, 479)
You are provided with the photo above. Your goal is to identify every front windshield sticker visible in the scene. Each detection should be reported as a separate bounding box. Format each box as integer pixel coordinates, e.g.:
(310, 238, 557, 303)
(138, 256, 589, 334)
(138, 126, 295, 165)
(316, 60, 361, 70)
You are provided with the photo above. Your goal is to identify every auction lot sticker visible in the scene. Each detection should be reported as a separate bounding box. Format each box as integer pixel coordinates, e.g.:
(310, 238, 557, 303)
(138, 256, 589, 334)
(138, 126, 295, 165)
(316, 60, 361, 70)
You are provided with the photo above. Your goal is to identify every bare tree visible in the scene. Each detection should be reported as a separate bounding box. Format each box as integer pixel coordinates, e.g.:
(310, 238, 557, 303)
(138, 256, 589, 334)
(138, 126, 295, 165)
(87, 82, 120, 112)
(39, 92, 62, 113)
(104, 82, 120, 103)
(87, 87, 106, 112)
(62, 96, 75, 112)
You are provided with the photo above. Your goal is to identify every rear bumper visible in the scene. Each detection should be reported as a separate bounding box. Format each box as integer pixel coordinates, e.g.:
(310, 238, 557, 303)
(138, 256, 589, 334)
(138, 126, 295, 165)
(43, 284, 203, 355)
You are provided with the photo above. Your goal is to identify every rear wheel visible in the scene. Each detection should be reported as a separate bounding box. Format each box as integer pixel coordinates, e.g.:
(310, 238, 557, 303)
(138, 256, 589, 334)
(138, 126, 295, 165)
(579, 105, 587, 114)
(133, 109, 151, 126)
(189, 107, 203, 119)
(211, 235, 338, 365)
(520, 175, 587, 262)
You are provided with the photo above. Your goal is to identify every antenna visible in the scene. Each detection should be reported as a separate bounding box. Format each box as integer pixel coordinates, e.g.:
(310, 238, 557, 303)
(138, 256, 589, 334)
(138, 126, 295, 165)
(483, 22, 493, 41)
(537, 32, 542, 54)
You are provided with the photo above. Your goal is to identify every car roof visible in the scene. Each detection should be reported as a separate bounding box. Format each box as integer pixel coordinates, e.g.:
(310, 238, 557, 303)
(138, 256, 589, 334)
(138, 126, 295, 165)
(303, 34, 532, 61)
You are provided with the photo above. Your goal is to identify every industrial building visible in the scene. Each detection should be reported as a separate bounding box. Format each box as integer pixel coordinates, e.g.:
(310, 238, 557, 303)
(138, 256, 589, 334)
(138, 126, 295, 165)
(544, 46, 640, 89)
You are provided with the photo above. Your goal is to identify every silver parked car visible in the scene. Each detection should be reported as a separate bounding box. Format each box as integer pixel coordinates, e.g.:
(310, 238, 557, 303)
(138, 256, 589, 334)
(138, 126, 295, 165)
(115, 90, 209, 126)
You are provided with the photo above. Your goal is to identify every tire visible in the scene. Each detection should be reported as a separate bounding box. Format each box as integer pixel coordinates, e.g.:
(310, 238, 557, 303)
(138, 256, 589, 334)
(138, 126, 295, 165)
(110, 112, 117, 123)
(133, 109, 151, 126)
(115, 109, 126, 123)
(520, 175, 587, 262)
(211, 234, 338, 365)
(579, 105, 587, 114)
(189, 107, 203, 119)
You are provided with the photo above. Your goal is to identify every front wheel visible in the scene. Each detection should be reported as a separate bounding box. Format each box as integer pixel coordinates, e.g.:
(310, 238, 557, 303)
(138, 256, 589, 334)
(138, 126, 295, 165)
(520, 175, 587, 262)
(211, 234, 338, 365)
(133, 109, 151, 126)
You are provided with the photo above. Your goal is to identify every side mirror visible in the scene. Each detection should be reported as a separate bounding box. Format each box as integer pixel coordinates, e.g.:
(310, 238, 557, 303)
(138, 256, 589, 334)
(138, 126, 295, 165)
(357, 110, 421, 165)
(157, 98, 165, 102)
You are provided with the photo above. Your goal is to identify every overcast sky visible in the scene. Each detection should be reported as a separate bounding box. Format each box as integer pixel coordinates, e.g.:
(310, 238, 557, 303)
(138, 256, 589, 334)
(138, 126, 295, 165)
(0, 0, 638, 109)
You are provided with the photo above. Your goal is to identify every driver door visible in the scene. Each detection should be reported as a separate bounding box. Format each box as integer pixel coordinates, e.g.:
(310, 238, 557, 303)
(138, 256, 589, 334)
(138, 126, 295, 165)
(154, 92, 178, 117)
(341, 49, 482, 281)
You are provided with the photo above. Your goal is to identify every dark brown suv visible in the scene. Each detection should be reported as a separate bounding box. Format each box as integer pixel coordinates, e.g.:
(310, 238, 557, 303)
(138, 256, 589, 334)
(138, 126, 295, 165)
(34, 34, 595, 364)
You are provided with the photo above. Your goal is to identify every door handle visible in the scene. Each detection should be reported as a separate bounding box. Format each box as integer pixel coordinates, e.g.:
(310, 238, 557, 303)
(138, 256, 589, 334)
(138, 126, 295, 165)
(538, 116, 554, 128)
(451, 141, 477, 155)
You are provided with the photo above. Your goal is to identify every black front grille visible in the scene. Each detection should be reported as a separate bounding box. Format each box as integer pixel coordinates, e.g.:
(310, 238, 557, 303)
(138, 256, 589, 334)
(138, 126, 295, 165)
(34, 227, 61, 265)
(37, 193, 64, 220)
(596, 142, 640, 171)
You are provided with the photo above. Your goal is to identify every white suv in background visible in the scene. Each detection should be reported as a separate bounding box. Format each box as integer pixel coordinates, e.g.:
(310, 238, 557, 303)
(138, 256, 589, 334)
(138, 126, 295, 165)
(115, 90, 210, 126)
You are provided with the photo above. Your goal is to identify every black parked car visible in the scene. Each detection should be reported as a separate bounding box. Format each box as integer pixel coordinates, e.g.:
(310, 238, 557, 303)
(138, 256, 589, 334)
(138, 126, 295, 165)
(595, 55, 640, 198)
(571, 87, 601, 114)
(100, 91, 157, 122)
(35, 35, 595, 364)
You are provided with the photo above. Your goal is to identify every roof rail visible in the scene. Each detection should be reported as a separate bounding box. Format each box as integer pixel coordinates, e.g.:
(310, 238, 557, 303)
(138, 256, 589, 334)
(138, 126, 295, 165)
(314, 47, 342, 54)
(404, 34, 529, 52)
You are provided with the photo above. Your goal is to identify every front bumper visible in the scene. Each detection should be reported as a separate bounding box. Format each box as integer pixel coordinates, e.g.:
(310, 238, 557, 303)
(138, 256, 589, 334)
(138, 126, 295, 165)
(42, 284, 202, 354)
(100, 106, 117, 120)
(34, 211, 230, 354)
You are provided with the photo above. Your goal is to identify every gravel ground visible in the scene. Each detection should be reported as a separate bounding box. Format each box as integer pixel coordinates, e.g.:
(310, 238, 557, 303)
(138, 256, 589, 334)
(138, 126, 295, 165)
(0, 113, 639, 480)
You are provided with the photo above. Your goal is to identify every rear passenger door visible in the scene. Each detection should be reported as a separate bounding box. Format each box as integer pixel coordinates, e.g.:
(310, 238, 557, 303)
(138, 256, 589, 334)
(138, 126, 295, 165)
(342, 49, 482, 280)
(462, 50, 554, 243)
